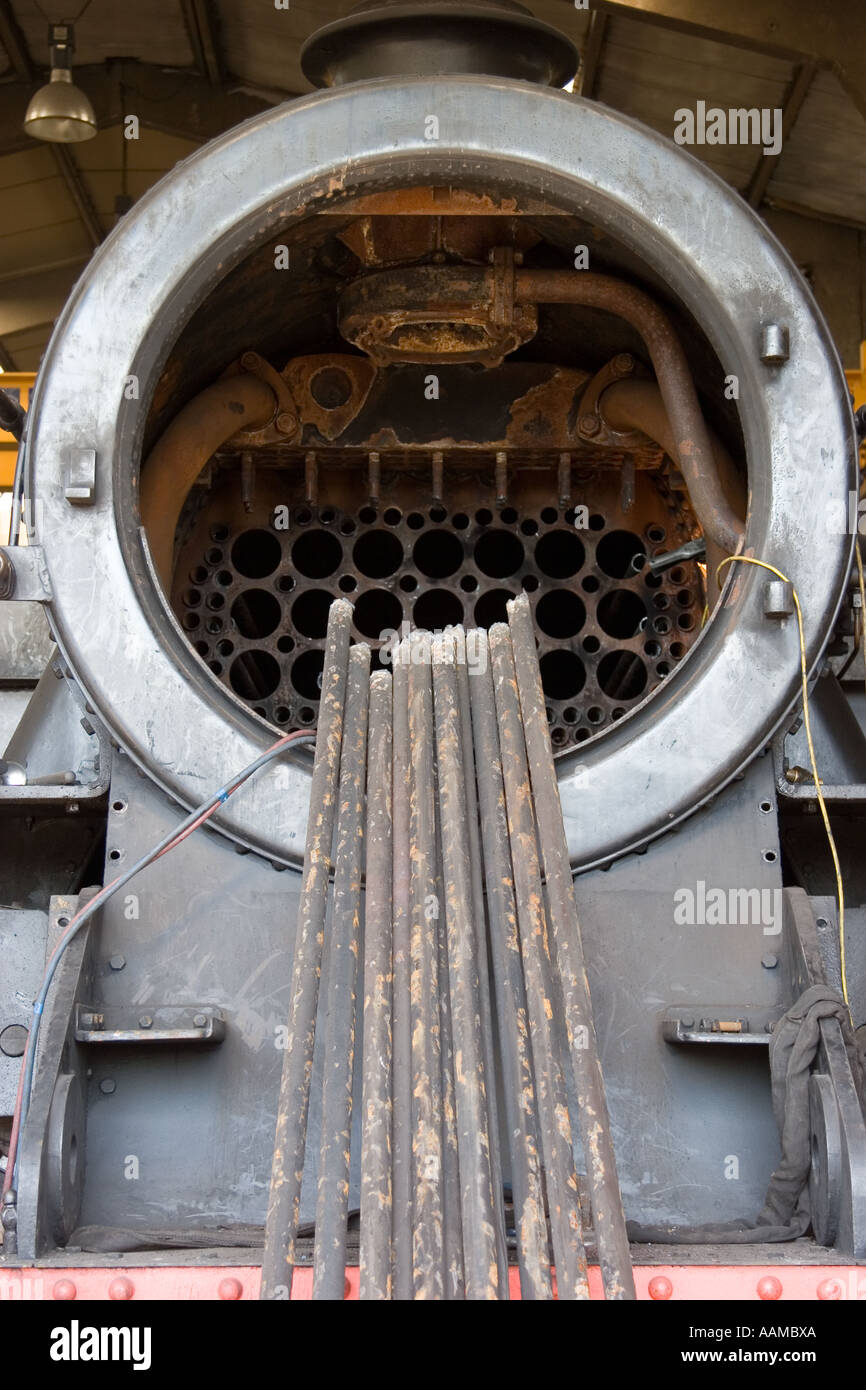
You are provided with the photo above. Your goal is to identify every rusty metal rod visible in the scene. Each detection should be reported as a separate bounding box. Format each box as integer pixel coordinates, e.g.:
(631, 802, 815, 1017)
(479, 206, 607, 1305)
(260, 597, 353, 1300)
(558, 452, 571, 509)
(507, 590, 635, 1301)
(432, 638, 466, 1298)
(408, 633, 445, 1298)
(368, 450, 381, 506)
(488, 622, 590, 1301)
(470, 630, 552, 1300)
(304, 451, 318, 506)
(438, 633, 467, 1301)
(432, 634, 500, 1299)
(438, 857, 465, 1301)
(432, 449, 444, 503)
(313, 644, 371, 1300)
(451, 626, 509, 1289)
(513, 269, 743, 553)
(360, 669, 394, 1300)
(495, 450, 508, 507)
(390, 642, 413, 1299)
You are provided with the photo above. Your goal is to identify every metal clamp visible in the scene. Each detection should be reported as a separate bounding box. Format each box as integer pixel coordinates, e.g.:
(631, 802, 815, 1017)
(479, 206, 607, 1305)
(75, 1003, 225, 1045)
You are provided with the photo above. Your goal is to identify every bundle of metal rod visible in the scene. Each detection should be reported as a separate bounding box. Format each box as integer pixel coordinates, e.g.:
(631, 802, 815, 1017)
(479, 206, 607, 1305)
(432, 633, 500, 1297)
(313, 644, 371, 1298)
(470, 630, 553, 1300)
(390, 650, 413, 1298)
(449, 627, 509, 1287)
(261, 599, 634, 1300)
(406, 632, 447, 1297)
(261, 597, 353, 1300)
(359, 670, 394, 1299)
(507, 591, 636, 1301)
(487, 623, 590, 1301)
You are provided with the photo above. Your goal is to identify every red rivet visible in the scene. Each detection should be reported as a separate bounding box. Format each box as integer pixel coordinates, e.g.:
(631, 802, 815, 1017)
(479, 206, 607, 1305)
(757, 1275, 782, 1301)
(218, 1277, 243, 1301)
(53, 1279, 77, 1300)
(648, 1275, 673, 1301)
(817, 1278, 843, 1301)
(108, 1276, 134, 1300)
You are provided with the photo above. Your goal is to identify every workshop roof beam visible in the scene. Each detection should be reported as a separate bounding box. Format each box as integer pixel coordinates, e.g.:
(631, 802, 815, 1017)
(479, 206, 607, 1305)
(0, 0, 33, 81)
(579, 11, 608, 99)
(179, 0, 224, 86)
(0, 338, 17, 372)
(745, 60, 817, 210)
(596, 0, 866, 121)
(50, 146, 104, 249)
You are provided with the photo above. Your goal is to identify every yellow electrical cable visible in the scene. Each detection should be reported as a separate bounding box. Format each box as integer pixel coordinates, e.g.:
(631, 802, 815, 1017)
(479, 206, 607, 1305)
(716, 554, 850, 1013)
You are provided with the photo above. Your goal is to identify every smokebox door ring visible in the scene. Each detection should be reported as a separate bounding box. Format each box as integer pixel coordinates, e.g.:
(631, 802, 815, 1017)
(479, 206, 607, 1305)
(26, 81, 853, 870)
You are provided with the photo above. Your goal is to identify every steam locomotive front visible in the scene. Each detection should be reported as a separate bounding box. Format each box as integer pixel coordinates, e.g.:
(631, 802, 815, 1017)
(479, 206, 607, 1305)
(2, 0, 862, 1294)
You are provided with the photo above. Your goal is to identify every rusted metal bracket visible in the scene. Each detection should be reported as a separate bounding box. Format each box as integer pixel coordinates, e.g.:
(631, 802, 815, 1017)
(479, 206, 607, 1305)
(225, 350, 299, 447)
(576, 353, 645, 447)
(74, 1004, 225, 1045)
(662, 1007, 785, 1045)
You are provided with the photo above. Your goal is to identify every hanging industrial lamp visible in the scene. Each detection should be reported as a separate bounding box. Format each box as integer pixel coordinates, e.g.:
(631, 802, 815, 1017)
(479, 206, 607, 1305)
(23, 22, 97, 143)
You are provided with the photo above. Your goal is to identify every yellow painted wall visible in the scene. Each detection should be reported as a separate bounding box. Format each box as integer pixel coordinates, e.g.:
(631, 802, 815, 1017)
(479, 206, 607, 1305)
(0, 372, 34, 488)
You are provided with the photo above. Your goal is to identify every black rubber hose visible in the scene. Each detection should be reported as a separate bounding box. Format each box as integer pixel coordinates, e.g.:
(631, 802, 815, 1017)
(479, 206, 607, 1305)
(0, 388, 25, 442)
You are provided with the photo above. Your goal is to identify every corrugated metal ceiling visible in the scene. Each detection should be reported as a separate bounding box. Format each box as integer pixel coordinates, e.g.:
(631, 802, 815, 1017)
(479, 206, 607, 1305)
(0, 0, 864, 370)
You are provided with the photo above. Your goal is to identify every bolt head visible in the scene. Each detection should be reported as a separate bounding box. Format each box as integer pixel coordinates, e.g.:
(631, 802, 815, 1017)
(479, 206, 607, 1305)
(139, 1015, 153, 1029)
(193, 1013, 208, 1029)
(648, 1275, 673, 1300)
(757, 1275, 783, 1300)
(99, 1078, 116, 1095)
(761, 954, 779, 969)
(579, 413, 601, 437)
(817, 1277, 844, 1300)
(275, 411, 297, 436)
(109, 955, 126, 971)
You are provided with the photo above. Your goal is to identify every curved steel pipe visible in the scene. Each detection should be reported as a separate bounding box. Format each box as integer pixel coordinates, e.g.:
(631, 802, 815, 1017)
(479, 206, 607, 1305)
(599, 377, 747, 601)
(140, 373, 277, 584)
(514, 270, 745, 554)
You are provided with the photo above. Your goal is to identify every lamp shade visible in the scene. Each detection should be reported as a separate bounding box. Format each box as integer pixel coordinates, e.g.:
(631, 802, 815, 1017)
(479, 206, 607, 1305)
(24, 68, 97, 143)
